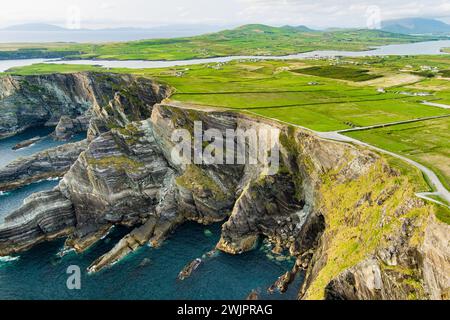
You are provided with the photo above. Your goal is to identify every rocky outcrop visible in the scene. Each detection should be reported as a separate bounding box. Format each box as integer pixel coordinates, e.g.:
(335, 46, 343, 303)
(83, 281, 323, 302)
(0, 189, 75, 255)
(419, 214, 450, 300)
(53, 115, 90, 141)
(12, 136, 43, 150)
(0, 140, 88, 191)
(0, 73, 171, 139)
(0, 73, 448, 300)
(299, 160, 449, 300)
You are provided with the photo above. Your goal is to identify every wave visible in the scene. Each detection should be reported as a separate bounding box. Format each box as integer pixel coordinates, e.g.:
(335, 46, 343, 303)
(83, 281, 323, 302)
(0, 256, 20, 263)
(0, 191, 10, 197)
(56, 247, 75, 258)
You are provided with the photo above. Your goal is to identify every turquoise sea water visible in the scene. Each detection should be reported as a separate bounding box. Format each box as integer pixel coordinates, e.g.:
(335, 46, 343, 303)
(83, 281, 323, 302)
(0, 180, 60, 222)
(0, 126, 85, 221)
(0, 126, 86, 168)
(0, 222, 301, 300)
(0, 129, 301, 300)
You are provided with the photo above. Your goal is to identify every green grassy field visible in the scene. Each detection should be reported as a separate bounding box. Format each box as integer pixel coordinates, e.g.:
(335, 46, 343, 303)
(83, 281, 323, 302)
(390, 78, 450, 104)
(440, 70, 450, 77)
(0, 24, 442, 61)
(4, 54, 450, 219)
(7, 59, 450, 133)
(138, 60, 450, 131)
(293, 66, 381, 82)
(3, 63, 106, 75)
(345, 117, 450, 190)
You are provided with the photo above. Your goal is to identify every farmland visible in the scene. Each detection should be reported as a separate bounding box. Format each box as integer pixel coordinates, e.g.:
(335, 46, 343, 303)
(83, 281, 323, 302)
(0, 24, 442, 61)
(345, 117, 450, 191)
(6, 53, 450, 195)
(292, 65, 381, 82)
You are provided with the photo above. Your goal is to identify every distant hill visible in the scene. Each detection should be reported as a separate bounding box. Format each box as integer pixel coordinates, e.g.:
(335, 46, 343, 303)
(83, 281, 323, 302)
(0, 23, 229, 42)
(0, 23, 229, 34)
(2, 23, 68, 32)
(381, 18, 450, 35)
(222, 24, 316, 34)
(281, 25, 316, 32)
(0, 23, 442, 61)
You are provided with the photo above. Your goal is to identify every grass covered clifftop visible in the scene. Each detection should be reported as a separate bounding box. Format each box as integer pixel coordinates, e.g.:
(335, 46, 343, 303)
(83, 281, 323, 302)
(0, 67, 448, 299)
(6, 55, 450, 196)
(0, 24, 443, 61)
(311, 160, 425, 298)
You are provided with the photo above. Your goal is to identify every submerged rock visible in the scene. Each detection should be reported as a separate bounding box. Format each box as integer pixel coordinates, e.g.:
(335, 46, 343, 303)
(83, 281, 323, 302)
(246, 290, 260, 300)
(202, 249, 219, 260)
(139, 258, 151, 267)
(178, 258, 202, 281)
(12, 136, 42, 150)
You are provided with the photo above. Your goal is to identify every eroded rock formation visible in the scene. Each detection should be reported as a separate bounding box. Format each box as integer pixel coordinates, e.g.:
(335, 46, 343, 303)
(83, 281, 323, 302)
(0, 73, 448, 300)
(0, 140, 88, 191)
(0, 72, 170, 139)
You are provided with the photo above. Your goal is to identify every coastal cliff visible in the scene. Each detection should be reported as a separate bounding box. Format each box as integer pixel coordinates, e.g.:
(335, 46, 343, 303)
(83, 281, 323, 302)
(0, 73, 170, 139)
(0, 72, 448, 300)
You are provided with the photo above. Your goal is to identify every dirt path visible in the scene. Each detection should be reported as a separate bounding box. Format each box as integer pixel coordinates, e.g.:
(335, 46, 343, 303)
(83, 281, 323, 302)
(422, 101, 450, 109)
(337, 114, 450, 133)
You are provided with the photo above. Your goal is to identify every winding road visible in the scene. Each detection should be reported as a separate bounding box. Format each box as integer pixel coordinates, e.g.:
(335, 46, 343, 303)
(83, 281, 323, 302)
(318, 131, 450, 206)
(245, 107, 450, 207)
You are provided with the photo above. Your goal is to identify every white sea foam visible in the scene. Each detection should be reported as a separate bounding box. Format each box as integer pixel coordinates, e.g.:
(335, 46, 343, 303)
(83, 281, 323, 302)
(0, 256, 20, 263)
(56, 247, 75, 258)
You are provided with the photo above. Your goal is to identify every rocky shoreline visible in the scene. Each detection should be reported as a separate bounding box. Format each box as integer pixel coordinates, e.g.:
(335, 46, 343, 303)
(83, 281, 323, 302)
(0, 140, 88, 192)
(0, 72, 448, 300)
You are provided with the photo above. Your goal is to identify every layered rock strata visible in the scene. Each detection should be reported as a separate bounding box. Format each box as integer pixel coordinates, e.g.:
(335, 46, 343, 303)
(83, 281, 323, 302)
(0, 140, 88, 191)
(0, 73, 448, 300)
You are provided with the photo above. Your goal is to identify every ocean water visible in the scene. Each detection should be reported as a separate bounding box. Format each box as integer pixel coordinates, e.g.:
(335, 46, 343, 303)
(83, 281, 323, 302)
(0, 126, 86, 168)
(0, 126, 85, 221)
(0, 179, 60, 222)
(0, 222, 301, 300)
(0, 127, 300, 300)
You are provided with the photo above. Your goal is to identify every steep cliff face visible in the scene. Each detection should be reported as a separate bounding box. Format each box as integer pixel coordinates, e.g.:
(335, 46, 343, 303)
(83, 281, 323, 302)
(0, 73, 448, 300)
(0, 73, 171, 139)
(299, 159, 448, 300)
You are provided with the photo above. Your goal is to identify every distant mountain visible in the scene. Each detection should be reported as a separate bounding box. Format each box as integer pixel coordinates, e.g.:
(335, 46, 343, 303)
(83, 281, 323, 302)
(2, 23, 68, 32)
(381, 18, 450, 35)
(281, 25, 316, 32)
(0, 23, 229, 42)
(0, 23, 228, 34)
(214, 24, 317, 38)
(236, 24, 316, 32)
